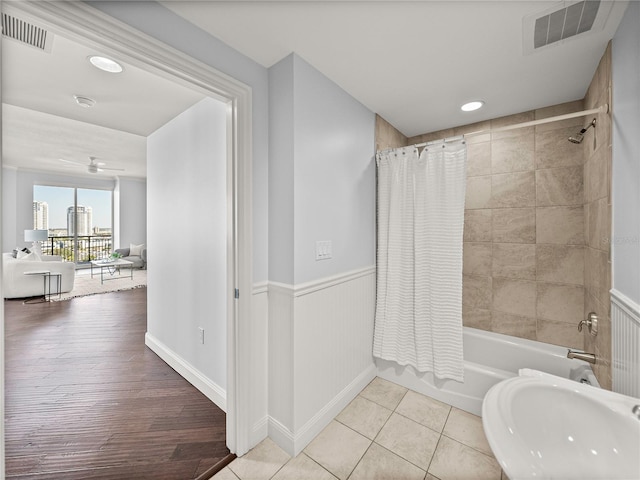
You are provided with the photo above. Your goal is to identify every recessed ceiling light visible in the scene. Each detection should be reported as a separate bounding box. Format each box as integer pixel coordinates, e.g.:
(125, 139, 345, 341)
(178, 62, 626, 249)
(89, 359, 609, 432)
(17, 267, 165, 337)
(88, 55, 123, 73)
(461, 101, 485, 112)
(74, 95, 96, 108)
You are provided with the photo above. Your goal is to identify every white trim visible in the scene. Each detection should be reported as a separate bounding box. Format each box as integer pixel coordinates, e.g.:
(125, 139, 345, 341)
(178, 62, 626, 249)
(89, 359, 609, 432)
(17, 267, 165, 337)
(251, 416, 269, 446)
(5, 1, 255, 456)
(291, 363, 377, 455)
(145, 333, 227, 412)
(269, 266, 376, 298)
(267, 417, 296, 455)
(252, 281, 269, 295)
(611, 288, 640, 322)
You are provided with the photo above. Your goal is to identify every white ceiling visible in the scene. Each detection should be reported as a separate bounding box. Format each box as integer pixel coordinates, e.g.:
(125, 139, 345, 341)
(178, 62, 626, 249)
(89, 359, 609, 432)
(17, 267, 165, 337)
(162, 0, 628, 137)
(2, 19, 206, 178)
(1, 1, 628, 179)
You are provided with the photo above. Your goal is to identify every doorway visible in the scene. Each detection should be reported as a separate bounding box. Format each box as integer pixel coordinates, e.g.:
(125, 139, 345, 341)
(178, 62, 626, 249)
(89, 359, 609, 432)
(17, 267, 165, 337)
(1, 1, 254, 476)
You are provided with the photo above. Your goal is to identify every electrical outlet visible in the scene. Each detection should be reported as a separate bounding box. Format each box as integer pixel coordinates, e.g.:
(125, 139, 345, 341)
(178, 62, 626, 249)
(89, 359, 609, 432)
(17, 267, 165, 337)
(198, 327, 205, 344)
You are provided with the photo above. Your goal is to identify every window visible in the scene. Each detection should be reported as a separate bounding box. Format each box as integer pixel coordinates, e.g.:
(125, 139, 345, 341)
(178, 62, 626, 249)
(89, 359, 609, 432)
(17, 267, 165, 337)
(33, 185, 113, 263)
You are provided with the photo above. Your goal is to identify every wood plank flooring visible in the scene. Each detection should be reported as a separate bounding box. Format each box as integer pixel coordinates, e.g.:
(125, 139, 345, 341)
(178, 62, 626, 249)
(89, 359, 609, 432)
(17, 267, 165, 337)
(4, 288, 231, 479)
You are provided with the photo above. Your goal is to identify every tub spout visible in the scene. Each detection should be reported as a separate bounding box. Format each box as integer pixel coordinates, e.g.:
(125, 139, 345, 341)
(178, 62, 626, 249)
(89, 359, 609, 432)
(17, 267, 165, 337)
(567, 349, 596, 364)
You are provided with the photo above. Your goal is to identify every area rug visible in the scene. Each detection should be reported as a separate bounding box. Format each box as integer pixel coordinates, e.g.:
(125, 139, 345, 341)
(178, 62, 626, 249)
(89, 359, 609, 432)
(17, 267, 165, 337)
(51, 269, 147, 301)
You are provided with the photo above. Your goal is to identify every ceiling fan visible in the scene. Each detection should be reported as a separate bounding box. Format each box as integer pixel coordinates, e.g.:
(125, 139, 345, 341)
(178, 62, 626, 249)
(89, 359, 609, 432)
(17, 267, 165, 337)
(59, 156, 125, 174)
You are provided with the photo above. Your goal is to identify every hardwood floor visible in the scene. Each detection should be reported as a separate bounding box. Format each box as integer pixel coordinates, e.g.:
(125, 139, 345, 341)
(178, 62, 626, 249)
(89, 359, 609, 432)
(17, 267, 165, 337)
(4, 288, 232, 479)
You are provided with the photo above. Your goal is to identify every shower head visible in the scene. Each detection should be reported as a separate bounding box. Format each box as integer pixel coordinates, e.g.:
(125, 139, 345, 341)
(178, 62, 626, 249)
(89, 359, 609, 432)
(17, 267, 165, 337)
(568, 119, 597, 144)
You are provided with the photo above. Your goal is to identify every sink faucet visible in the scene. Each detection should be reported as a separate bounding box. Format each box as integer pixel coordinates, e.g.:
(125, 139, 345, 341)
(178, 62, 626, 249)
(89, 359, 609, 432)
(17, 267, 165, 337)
(567, 349, 597, 364)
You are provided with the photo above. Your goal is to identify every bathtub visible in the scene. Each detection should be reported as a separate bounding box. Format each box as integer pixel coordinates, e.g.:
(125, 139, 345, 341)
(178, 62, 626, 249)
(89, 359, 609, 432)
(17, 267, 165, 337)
(376, 327, 599, 416)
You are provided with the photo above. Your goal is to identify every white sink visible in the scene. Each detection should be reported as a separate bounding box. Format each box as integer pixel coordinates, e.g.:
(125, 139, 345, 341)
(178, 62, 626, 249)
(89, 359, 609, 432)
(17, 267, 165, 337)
(482, 369, 640, 480)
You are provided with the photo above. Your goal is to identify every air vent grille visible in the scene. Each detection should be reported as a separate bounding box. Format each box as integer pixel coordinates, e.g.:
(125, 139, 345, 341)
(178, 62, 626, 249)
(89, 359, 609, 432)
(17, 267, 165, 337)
(2, 13, 49, 50)
(534, 1, 601, 49)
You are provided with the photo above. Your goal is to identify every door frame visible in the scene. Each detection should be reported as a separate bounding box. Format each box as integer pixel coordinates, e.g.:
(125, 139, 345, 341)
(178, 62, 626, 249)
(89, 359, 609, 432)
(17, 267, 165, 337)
(2, 0, 254, 463)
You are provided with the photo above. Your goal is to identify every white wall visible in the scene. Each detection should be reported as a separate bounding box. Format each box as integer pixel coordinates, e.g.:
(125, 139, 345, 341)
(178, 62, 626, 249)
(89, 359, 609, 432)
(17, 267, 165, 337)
(612, 1, 640, 305)
(268, 55, 295, 284)
(1, 168, 18, 252)
(268, 53, 376, 285)
(89, 0, 270, 284)
(146, 97, 228, 402)
(292, 55, 376, 284)
(114, 177, 147, 249)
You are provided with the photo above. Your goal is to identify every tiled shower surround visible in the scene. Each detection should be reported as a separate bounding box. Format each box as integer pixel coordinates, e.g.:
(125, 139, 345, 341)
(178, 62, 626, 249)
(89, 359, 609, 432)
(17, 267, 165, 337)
(408, 100, 589, 351)
(375, 43, 612, 389)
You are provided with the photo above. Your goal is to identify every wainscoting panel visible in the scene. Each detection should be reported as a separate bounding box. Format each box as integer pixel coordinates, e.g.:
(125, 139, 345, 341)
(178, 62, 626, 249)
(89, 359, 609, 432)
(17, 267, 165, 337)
(293, 267, 376, 431)
(267, 266, 377, 456)
(611, 289, 640, 397)
(267, 282, 295, 433)
(251, 284, 269, 446)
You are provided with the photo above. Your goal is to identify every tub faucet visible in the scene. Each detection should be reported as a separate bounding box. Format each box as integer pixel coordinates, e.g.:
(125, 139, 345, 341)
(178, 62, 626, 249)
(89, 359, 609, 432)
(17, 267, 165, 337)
(567, 349, 596, 364)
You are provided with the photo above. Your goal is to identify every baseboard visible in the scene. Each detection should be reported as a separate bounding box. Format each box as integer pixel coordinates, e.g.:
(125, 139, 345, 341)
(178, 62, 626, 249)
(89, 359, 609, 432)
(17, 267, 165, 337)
(268, 363, 377, 457)
(251, 415, 269, 447)
(292, 363, 377, 455)
(267, 416, 296, 457)
(145, 332, 227, 412)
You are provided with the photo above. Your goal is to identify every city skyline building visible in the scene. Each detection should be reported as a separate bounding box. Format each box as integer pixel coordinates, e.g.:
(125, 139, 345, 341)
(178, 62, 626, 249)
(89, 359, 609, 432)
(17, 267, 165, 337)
(67, 205, 93, 236)
(33, 201, 49, 230)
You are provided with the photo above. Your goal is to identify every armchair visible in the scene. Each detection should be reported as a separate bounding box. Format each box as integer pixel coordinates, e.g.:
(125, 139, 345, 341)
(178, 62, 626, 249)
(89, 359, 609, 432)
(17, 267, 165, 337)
(114, 245, 146, 269)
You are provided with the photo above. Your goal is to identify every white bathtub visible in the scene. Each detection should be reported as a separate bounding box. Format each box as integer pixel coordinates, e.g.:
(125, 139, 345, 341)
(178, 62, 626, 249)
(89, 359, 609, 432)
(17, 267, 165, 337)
(376, 327, 599, 416)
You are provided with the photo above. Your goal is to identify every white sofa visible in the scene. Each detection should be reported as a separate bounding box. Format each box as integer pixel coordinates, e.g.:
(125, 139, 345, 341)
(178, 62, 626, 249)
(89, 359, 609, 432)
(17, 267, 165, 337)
(2, 253, 76, 299)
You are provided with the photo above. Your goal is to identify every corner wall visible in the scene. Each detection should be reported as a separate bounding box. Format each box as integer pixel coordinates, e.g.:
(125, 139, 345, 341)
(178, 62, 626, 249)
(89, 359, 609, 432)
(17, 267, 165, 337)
(375, 114, 407, 151)
(267, 54, 377, 456)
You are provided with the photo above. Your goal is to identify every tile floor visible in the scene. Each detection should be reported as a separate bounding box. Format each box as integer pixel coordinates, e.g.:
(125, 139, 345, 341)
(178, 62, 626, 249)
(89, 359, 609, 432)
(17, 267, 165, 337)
(214, 377, 508, 480)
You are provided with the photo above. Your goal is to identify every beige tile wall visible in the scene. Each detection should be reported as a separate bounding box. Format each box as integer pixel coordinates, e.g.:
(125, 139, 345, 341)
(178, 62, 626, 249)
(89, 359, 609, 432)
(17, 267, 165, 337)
(408, 101, 588, 351)
(583, 42, 613, 390)
(375, 114, 408, 151)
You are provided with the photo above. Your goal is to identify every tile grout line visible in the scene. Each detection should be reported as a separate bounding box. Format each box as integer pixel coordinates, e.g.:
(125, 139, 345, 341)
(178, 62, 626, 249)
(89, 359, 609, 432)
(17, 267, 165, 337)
(346, 386, 412, 479)
(439, 432, 496, 462)
(345, 440, 375, 480)
(423, 404, 453, 476)
(301, 452, 339, 480)
(372, 388, 435, 475)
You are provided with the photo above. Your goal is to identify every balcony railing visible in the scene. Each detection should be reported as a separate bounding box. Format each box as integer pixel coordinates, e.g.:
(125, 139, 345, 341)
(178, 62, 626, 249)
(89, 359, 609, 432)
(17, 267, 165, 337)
(42, 236, 113, 264)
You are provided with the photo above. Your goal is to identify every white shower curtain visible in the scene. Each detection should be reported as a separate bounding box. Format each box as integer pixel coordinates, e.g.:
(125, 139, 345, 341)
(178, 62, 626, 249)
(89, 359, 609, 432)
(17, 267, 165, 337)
(373, 141, 467, 382)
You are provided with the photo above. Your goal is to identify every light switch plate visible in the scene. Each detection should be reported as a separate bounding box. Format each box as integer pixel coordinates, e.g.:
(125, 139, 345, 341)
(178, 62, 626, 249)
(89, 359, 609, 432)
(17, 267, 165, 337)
(315, 240, 332, 260)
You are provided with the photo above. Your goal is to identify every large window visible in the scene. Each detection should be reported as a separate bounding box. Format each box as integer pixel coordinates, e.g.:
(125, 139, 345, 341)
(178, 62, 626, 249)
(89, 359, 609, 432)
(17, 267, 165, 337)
(33, 185, 113, 263)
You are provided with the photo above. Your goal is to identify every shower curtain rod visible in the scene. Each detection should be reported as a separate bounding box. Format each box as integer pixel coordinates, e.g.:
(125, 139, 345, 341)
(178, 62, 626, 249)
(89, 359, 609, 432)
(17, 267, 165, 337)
(381, 103, 609, 153)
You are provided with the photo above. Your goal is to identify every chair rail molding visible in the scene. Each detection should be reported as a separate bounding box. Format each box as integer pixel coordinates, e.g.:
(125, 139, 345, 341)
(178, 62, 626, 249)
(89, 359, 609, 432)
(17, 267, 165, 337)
(4, 1, 255, 457)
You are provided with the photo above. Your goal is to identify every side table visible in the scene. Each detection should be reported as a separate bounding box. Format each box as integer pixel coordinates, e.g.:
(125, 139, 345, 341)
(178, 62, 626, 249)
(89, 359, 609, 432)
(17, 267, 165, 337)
(23, 271, 62, 303)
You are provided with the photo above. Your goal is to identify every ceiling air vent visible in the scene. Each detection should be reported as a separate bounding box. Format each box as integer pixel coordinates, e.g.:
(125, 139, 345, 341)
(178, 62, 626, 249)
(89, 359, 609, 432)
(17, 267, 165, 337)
(2, 13, 53, 52)
(523, 1, 613, 55)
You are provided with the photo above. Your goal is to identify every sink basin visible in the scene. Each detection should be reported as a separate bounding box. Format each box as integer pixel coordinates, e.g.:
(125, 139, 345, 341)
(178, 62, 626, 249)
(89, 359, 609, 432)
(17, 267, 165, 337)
(482, 369, 640, 480)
